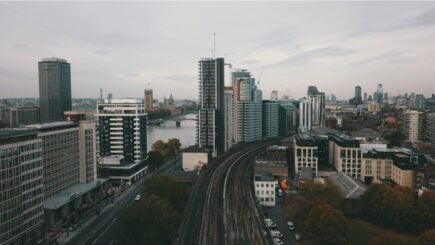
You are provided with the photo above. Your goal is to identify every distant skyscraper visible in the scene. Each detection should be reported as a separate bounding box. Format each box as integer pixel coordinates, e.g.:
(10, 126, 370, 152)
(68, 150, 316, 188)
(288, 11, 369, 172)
(144, 89, 153, 112)
(330, 94, 337, 102)
(384, 92, 389, 104)
(271, 90, 278, 101)
(262, 100, 279, 138)
(299, 99, 312, 133)
(38, 57, 71, 123)
(307, 86, 325, 126)
(425, 113, 435, 156)
(415, 94, 425, 110)
(224, 86, 234, 152)
(355, 86, 362, 104)
(376, 83, 383, 104)
(197, 58, 225, 157)
(364, 92, 368, 102)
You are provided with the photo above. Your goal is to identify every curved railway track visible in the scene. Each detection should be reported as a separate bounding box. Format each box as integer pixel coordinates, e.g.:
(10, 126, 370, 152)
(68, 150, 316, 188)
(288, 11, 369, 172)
(177, 140, 278, 245)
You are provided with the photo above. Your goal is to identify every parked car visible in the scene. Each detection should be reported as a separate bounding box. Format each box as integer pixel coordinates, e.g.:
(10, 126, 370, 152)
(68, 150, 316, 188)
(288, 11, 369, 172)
(273, 238, 284, 245)
(294, 232, 302, 241)
(278, 189, 283, 197)
(286, 220, 295, 231)
(134, 194, 141, 201)
(270, 230, 284, 239)
(264, 218, 277, 228)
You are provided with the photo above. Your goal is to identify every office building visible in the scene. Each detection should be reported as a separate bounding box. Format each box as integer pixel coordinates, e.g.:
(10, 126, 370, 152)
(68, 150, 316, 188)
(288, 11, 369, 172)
(26, 122, 80, 199)
(197, 58, 225, 157)
(9, 107, 40, 127)
(299, 99, 312, 133)
(144, 89, 153, 112)
(415, 94, 425, 110)
(364, 92, 368, 103)
(271, 90, 278, 101)
(294, 134, 318, 176)
(375, 83, 383, 104)
(329, 134, 362, 179)
(234, 76, 262, 143)
(402, 110, 424, 141)
(307, 86, 325, 126)
(224, 86, 234, 152)
(96, 99, 147, 184)
(0, 129, 44, 244)
(278, 102, 297, 137)
(79, 121, 97, 184)
(355, 86, 362, 104)
(38, 57, 71, 123)
(254, 174, 277, 207)
(0, 107, 10, 128)
(262, 100, 279, 138)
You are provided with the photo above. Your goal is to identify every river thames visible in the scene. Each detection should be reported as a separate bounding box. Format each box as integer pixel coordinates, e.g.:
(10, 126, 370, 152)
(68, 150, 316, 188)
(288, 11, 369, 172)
(147, 113, 197, 151)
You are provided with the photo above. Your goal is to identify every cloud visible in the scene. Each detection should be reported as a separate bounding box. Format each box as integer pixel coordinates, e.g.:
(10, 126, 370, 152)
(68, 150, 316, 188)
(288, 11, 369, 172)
(274, 46, 356, 67)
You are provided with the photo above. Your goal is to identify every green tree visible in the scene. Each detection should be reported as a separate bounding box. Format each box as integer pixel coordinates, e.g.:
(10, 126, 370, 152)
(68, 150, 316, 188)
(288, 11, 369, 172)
(145, 174, 188, 212)
(147, 151, 164, 171)
(360, 184, 395, 227)
(371, 232, 417, 245)
(167, 138, 181, 154)
(418, 229, 435, 245)
(418, 191, 435, 230)
(152, 140, 169, 156)
(304, 180, 343, 208)
(303, 201, 350, 244)
(114, 194, 180, 245)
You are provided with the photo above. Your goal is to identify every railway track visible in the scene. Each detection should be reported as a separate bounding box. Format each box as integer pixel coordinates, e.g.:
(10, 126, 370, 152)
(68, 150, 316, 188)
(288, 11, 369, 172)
(177, 140, 278, 245)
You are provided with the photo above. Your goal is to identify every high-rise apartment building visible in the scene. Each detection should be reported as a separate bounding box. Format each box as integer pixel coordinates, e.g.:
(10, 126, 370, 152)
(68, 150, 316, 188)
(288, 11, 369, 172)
(234, 75, 262, 143)
(144, 89, 153, 112)
(96, 99, 147, 184)
(299, 100, 312, 133)
(224, 87, 234, 152)
(403, 110, 424, 141)
(79, 121, 97, 184)
(197, 58, 225, 157)
(425, 113, 435, 156)
(375, 83, 383, 104)
(0, 129, 44, 244)
(38, 57, 71, 123)
(279, 102, 297, 136)
(271, 90, 278, 101)
(307, 86, 325, 127)
(262, 100, 279, 138)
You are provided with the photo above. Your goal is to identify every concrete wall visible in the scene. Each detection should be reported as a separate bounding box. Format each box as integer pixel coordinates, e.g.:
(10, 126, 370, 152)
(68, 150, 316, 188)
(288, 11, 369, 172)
(182, 152, 208, 171)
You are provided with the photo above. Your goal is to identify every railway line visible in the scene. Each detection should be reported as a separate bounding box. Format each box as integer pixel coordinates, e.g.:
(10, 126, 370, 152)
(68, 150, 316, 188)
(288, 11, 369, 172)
(177, 140, 278, 245)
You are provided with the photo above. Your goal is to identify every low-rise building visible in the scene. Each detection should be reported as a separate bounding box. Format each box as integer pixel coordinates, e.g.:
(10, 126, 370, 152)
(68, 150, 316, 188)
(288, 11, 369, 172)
(361, 150, 393, 185)
(329, 134, 362, 179)
(294, 134, 318, 176)
(181, 146, 209, 171)
(254, 174, 277, 207)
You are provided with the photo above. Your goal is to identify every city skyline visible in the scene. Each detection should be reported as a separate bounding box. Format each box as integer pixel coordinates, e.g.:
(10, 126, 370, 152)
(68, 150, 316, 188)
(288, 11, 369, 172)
(1, 2, 435, 100)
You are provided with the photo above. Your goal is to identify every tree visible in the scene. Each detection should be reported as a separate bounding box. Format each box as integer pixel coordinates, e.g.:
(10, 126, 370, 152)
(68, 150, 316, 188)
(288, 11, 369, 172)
(360, 184, 395, 227)
(147, 151, 164, 170)
(114, 194, 180, 245)
(418, 229, 435, 245)
(167, 138, 181, 154)
(418, 191, 435, 230)
(304, 180, 343, 208)
(303, 201, 350, 244)
(145, 174, 188, 212)
(152, 140, 169, 157)
(371, 232, 417, 245)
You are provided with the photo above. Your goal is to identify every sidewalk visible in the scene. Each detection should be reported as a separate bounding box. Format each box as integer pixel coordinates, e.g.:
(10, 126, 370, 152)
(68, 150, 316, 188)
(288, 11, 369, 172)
(50, 159, 176, 244)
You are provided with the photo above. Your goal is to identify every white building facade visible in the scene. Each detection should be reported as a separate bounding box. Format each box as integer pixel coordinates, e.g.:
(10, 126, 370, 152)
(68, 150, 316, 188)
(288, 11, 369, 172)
(254, 174, 277, 207)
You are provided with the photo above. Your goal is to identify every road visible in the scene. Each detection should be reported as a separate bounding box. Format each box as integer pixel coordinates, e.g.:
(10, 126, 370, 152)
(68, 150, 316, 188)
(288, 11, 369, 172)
(64, 160, 176, 245)
(177, 140, 279, 245)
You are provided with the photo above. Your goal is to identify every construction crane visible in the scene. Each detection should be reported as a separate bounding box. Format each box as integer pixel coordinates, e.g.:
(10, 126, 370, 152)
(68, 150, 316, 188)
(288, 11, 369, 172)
(257, 66, 264, 85)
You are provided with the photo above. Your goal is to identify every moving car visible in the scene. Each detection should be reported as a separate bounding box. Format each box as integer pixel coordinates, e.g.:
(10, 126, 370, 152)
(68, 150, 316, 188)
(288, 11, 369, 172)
(264, 218, 277, 228)
(286, 220, 295, 231)
(273, 238, 284, 245)
(270, 230, 284, 239)
(294, 232, 302, 241)
(134, 194, 141, 201)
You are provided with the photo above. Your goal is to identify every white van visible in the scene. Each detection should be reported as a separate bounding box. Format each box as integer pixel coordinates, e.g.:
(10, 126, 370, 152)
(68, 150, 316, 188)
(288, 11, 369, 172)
(270, 230, 284, 239)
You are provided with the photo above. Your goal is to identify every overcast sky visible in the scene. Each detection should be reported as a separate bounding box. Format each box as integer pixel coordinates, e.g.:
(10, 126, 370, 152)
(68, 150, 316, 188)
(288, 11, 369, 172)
(1, 2, 435, 100)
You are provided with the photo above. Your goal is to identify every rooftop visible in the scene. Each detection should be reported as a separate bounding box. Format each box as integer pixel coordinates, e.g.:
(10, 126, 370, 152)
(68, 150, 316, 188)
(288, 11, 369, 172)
(0, 128, 37, 145)
(254, 173, 275, 182)
(183, 145, 209, 153)
(310, 126, 340, 136)
(329, 134, 360, 147)
(44, 179, 108, 210)
(328, 172, 366, 199)
(295, 133, 317, 147)
(40, 57, 68, 63)
(26, 121, 76, 130)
